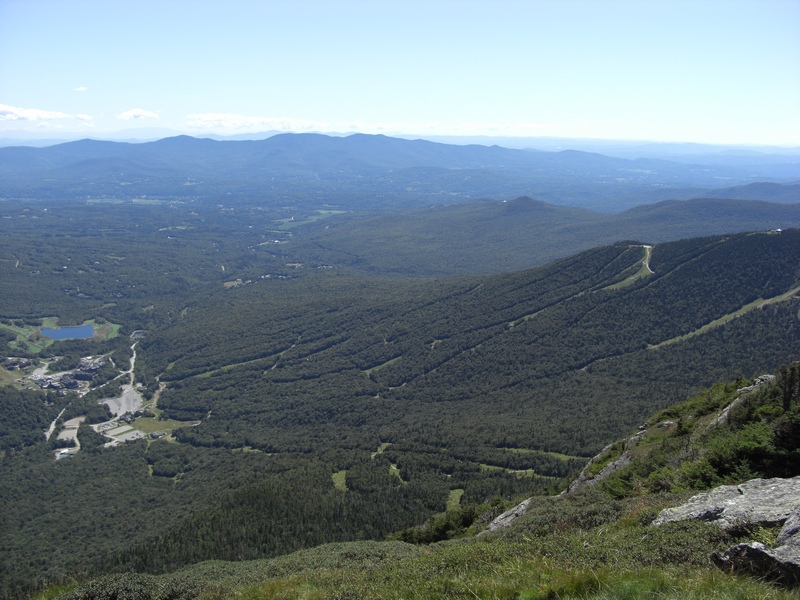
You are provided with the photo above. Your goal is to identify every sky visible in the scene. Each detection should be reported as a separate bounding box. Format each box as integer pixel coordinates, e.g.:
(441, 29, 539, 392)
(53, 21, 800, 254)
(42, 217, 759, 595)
(1, 0, 799, 145)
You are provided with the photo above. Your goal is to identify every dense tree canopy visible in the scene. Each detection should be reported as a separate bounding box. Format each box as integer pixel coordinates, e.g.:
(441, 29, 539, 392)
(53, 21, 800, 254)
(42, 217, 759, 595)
(1, 195, 799, 598)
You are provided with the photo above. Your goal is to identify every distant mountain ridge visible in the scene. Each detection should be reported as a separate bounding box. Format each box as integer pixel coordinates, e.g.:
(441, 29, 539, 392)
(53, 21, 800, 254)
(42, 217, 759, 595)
(1, 133, 797, 211)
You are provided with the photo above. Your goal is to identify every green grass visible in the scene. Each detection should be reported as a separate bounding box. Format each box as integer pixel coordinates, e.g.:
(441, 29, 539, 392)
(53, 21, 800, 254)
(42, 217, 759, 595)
(499, 447, 585, 461)
(446, 489, 464, 511)
(37, 486, 800, 599)
(193, 354, 278, 378)
(480, 464, 543, 479)
(94, 320, 121, 340)
(44, 528, 797, 599)
(602, 245, 655, 291)
(371, 442, 391, 458)
(0, 365, 24, 387)
(517, 568, 785, 600)
(132, 416, 188, 435)
(0, 320, 47, 353)
(363, 356, 402, 376)
(332, 470, 347, 492)
(389, 463, 404, 482)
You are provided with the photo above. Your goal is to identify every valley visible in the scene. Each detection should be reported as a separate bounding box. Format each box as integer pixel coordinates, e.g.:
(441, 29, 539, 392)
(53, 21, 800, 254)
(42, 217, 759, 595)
(0, 135, 798, 599)
(1, 216, 797, 597)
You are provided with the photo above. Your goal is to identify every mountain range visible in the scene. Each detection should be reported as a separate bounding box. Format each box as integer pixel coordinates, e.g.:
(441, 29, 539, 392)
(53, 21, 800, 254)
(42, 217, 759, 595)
(1, 133, 797, 211)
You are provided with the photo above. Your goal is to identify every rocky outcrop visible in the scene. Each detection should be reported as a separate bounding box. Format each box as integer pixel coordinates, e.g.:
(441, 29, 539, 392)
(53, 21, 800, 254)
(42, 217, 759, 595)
(778, 507, 800, 545)
(564, 374, 778, 496)
(653, 477, 800, 585)
(562, 430, 648, 494)
(477, 498, 533, 537)
(651, 476, 800, 530)
(704, 374, 775, 432)
(712, 507, 800, 585)
(735, 374, 777, 397)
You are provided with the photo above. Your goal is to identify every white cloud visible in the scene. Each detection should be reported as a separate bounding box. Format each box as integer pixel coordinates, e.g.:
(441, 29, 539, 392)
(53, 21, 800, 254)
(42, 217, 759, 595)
(116, 108, 160, 120)
(0, 103, 75, 121)
(185, 113, 320, 132)
(184, 114, 436, 134)
(182, 113, 566, 138)
(74, 86, 88, 92)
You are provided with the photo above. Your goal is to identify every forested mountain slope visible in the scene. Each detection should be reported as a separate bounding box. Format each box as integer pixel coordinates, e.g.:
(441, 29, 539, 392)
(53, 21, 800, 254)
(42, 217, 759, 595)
(2, 229, 799, 598)
(4, 197, 798, 317)
(139, 230, 800, 458)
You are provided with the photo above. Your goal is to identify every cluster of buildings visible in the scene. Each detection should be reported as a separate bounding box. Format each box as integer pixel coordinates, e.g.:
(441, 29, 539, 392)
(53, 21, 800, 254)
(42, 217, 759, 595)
(1, 356, 33, 370)
(29, 355, 107, 392)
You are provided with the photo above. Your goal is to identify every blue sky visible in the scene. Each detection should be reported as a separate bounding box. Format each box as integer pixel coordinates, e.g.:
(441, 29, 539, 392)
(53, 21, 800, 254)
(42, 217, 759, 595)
(1, 0, 798, 145)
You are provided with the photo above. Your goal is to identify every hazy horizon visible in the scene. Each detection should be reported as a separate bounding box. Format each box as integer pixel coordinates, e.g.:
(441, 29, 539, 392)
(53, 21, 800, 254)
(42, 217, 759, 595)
(2, 128, 799, 156)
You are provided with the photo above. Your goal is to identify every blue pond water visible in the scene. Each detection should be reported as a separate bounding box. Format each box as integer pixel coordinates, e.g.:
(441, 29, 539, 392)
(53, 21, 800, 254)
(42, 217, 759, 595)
(41, 324, 95, 340)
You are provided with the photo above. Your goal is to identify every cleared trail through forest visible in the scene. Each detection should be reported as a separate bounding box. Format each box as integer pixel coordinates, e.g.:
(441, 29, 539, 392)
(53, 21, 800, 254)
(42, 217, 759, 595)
(402, 246, 653, 384)
(578, 283, 800, 372)
(650, 284, 800, 349)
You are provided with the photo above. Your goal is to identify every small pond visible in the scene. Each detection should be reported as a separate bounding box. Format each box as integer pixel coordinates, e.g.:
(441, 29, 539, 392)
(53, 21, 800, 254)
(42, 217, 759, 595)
(41, 324, 95, 340)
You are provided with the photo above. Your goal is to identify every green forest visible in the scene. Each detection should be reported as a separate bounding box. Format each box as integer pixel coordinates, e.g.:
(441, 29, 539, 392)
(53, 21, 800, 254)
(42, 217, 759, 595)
(25, 362, 800, 599)
(1, 196, 799, 599)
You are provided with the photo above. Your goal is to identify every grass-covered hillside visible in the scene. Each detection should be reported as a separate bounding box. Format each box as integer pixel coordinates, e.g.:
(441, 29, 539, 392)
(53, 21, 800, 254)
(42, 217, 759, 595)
(42, 365, 800, 599)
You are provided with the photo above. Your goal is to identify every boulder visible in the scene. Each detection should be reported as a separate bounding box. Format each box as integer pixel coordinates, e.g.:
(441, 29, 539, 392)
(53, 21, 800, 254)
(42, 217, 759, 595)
(651, 476, 800, 530)
(712, 542, 800, 585)
(654, 478, 800, 585)
(777, 506, 800, 546)
(712, 507, 800, 585)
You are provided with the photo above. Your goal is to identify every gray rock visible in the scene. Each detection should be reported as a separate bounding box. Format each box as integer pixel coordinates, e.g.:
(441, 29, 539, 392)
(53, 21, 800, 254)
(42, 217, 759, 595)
(563, 431, 647, 495)
(478, 498, 533, 537)
(736, 374, 777, 396)
(652, 476, 800, 530)
(705, 374, 776, 432)
(712, 542, 800, 585)
(656, 478, 800, 585)
(712, 512, 800, 585)
(777, 507, 800, 546)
